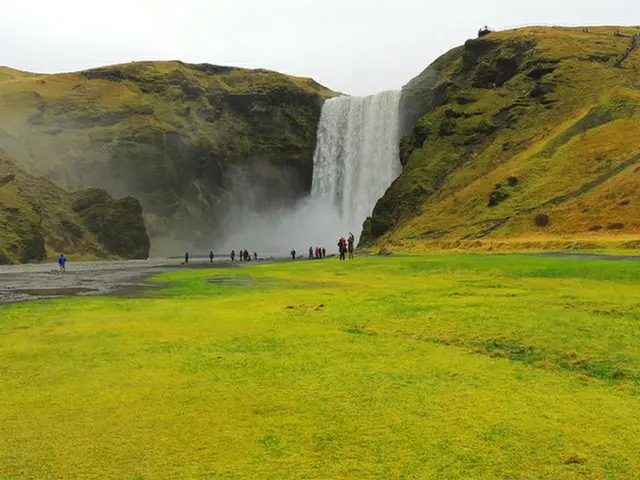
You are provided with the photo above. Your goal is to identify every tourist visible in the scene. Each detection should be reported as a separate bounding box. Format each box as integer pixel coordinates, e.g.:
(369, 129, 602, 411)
(184, 252, 189, 265)
(309, 246, 313, 260)
(322, 247, 326, 259)
(231, 250, 236, 262)
(253, 251, 258, 261)
(291, 249, 296, 261)
(338, 237, 347, 261)
(209, 251, 214, 263)
(57, 254, 66, 273)
(348, 233, 355, 260)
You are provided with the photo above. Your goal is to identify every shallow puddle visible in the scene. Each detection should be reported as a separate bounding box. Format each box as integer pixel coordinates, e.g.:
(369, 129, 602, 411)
(13, 287, 99, 297)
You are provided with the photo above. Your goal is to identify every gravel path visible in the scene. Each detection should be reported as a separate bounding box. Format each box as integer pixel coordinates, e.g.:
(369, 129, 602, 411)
(0, 257, 234, 304)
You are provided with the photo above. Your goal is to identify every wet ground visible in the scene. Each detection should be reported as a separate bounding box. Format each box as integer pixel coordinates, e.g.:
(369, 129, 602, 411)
(0, 257, 235, 304)
(1, 252, 637, 305)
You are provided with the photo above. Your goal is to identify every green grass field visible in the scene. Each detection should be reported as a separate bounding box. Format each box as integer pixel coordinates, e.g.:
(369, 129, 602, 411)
(1, 255, 640, 479)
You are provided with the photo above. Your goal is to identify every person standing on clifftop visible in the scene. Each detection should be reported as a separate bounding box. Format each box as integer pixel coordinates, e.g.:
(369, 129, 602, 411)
(231, 250, 236, 262)
(57, 254, 66, 273)
(291, 249, 296, 261)
(309, 246, 313, 260)
(184, 252, 189, 265)
(209, 251, 214, 263)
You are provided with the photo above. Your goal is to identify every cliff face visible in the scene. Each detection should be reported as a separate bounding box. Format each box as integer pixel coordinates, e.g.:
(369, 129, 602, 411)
(0, 62, 336, 254)
(362, 27, 640, 250)
(0, 151, 149, 264)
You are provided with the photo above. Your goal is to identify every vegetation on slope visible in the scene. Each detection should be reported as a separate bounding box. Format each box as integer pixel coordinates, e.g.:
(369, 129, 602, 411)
(1, 255, 640, 477)
(363, 27, 640, 251)
(0, 150, 149, 263)
(0, 62, 336, 254)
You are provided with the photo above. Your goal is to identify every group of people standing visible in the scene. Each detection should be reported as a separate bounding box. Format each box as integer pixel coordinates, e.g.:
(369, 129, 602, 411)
(310, 246, 326, 260)
(288, 233, 356, 261)
(181, 234, 357, 265)
(230, 249, 258, 262)
(337, 233, 355, 261)
(183, 250, 258, 264)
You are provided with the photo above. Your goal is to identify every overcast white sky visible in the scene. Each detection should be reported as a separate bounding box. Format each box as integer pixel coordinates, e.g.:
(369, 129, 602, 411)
(1, 1, 638, 95)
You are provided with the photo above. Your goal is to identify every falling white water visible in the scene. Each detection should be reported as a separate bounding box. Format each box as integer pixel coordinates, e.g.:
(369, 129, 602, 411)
(213, 91, 402, 257)
(311, 91, 402, 243)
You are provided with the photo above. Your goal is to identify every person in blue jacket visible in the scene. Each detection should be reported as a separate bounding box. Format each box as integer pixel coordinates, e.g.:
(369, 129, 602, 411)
(58, 254, 67, 273)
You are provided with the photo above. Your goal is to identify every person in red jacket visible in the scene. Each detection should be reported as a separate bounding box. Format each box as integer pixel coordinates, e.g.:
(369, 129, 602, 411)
(338, 237, 346, 261)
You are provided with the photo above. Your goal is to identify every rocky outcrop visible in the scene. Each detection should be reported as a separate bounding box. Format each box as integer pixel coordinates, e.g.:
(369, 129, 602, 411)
(72, 189, 150, 259)
(0, 152, 149, 264)
(0, 61, 336, 254)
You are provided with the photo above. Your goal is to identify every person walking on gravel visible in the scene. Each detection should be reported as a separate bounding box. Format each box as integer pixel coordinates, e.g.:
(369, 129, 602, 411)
(57, 254, 67, 273)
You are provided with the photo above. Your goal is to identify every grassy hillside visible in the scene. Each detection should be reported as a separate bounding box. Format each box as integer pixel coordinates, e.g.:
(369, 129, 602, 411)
(363, 27, 640, 251)
(0, 150, 149, 263)
(2, 255, 640, 477)
(0, 62, 336, 254)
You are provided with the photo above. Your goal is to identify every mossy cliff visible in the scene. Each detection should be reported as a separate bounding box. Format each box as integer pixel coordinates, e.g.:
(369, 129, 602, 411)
(362, 27, 640, 251)
(0, 62, 336, 254)
(0, 150, 149, 264)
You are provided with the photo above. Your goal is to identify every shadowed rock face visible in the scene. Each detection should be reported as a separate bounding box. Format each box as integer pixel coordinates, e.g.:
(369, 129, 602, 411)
(73, 189, 150, 260)
(0, 152, 150, 264)
(0, 61, 336, 254)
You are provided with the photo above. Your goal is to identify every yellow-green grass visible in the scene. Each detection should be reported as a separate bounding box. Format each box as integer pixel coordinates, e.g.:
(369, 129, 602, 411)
(2, 255, 640, 478)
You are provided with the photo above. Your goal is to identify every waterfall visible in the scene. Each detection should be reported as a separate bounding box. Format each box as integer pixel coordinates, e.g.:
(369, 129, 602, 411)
(214, 90, 402, 257)
(311, 91, 402, 242)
